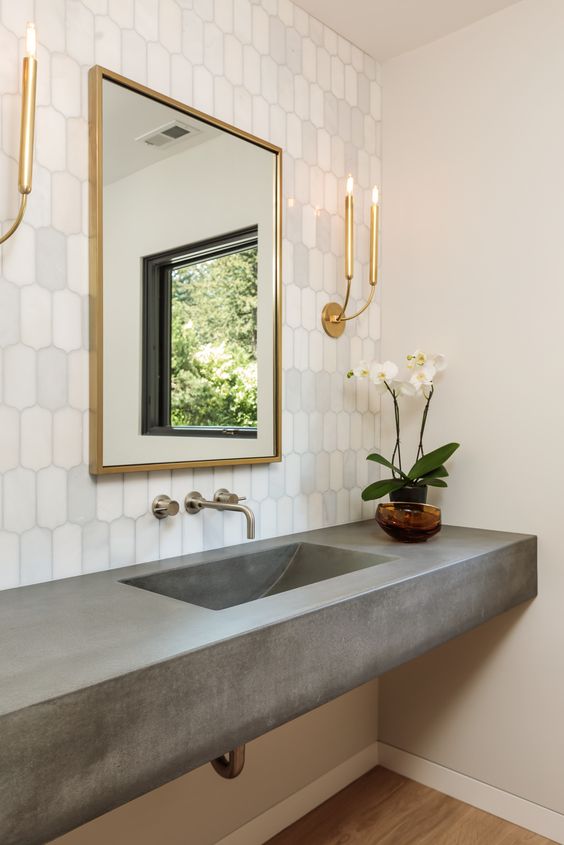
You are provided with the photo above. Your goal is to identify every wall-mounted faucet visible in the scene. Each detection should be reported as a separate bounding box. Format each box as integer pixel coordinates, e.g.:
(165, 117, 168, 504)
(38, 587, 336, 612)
(185, 489, 255, 539)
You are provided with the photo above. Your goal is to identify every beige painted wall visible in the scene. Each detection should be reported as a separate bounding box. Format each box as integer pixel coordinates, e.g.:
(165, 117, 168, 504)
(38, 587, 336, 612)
(379, 0, 564, 815)
(52, 681, 378, 845)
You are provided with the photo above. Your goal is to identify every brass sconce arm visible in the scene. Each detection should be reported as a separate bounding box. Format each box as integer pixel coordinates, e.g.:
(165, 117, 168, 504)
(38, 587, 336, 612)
(0, 195, 28, 246)
(321, 276, 377, 337)
(335, 271, 378, 323)
(0, 23, 36, 247)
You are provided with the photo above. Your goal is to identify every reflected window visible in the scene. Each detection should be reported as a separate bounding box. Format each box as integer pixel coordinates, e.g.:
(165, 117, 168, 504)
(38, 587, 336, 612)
(142, 226, 258, 438)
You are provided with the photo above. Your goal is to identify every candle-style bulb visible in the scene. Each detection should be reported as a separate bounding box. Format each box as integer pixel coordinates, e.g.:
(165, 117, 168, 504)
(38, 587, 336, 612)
(369, 185, 379, 286)
(26, 22, 36, 58)
(344, 175, 354, 281)
(19, 22, 38, 195)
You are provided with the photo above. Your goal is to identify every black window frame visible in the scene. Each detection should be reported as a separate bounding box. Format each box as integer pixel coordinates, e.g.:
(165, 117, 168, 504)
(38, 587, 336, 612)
(141, 225, 259, 439)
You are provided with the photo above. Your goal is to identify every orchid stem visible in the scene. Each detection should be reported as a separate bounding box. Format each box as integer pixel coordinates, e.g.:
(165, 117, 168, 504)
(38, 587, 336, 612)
(385, 382, 402, 476)
(417, 385, 434, 461)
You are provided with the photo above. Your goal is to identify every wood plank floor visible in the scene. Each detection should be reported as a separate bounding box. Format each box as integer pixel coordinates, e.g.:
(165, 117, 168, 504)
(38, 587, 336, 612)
(266, 767, 555, 845)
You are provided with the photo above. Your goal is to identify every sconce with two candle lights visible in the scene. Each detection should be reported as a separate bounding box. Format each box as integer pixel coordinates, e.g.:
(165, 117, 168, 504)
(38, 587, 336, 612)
(0, 22, 37, 246)
(321, 176, 379, 338)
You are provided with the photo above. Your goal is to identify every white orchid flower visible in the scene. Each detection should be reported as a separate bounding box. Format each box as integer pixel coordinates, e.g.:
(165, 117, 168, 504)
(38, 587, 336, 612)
(409, 363, 436, 392)
(369, 360, 399, 391)
(406, 349, 427, 369)
(398, 380, 417, 397)
(430, 352, 447, 371)
(407, 350, 447, 374)
(350, 360, 370, 378)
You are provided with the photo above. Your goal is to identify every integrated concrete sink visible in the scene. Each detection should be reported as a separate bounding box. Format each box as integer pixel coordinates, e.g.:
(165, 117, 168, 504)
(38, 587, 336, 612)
(0, 521, 537, 845)
(122, 542, 395, 610)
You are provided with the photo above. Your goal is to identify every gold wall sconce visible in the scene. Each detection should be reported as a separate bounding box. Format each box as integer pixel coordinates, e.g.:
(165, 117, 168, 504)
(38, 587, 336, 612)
(321, 176, 379, 338)
(0, 22, 37, 246)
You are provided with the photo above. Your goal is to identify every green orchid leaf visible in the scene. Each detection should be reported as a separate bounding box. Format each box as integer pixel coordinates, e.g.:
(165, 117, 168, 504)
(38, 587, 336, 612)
(408, 443, 460, 480)
(420, 464, 449, 480)
(425, 478, 448, 488)
(367, 453, 408, 479)
(361, 479, 406, 502)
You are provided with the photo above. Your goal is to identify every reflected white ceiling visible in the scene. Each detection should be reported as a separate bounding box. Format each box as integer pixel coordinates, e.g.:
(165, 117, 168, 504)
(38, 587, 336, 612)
(103, 81, 220, 184)
(293, 0, 521, 61)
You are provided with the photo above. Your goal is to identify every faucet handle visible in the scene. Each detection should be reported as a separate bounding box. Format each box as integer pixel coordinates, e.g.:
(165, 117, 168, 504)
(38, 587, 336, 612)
(152, 495, 180, 520)
(185, 491, 205, 514)
(214, 488, 247, 505)
(214, 488, 240, 505)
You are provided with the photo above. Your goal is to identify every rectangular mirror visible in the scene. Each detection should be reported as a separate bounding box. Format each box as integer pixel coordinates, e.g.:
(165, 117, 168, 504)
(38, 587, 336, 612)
(89, 67, 281, 474)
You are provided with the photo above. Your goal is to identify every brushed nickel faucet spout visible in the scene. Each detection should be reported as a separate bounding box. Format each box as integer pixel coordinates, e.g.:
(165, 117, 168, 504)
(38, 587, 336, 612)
(185, 489, 255, 539)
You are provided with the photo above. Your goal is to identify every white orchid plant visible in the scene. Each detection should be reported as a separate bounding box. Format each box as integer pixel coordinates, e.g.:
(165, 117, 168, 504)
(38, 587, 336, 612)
(348, 350, 460, 502)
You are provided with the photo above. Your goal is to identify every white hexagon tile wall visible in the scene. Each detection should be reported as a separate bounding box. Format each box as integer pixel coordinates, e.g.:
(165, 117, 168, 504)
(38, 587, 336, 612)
(0, 0, 382, 589)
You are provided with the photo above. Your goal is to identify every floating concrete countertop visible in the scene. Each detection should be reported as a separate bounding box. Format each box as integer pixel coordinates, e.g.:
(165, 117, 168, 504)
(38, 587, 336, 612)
(0, 520, 536, 845)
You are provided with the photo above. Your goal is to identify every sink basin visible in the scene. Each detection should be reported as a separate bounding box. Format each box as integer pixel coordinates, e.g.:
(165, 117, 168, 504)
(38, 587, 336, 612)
(121, 542, 395, 610)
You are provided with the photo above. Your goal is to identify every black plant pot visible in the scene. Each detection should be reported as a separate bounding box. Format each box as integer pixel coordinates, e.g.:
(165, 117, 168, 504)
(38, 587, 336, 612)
(389, 485, 428, 504)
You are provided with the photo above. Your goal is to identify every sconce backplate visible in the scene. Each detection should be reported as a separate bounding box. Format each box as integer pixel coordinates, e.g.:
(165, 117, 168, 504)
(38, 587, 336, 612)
(321, 302, 346, 338)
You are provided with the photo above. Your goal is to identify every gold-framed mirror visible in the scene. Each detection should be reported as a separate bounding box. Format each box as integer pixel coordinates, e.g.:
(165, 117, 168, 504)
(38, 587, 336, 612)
(88, 67, 282, 475)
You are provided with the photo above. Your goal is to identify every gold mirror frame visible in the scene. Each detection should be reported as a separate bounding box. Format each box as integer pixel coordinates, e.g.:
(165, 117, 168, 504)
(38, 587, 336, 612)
(88, 66, 282, 475)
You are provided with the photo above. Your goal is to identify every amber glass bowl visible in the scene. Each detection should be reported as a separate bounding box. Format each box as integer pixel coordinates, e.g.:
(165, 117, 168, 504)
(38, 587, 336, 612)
(376, 502, 441, 543)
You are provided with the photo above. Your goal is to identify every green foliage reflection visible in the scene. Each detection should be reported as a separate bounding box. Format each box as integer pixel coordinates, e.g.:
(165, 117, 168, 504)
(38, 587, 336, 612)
(170, 247, 258, 428)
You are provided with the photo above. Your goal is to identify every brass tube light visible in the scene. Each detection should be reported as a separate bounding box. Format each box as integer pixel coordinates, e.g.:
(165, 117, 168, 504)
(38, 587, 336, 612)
(0, 22, 37, 246)
(322, 178, 379, 338)
(369, 186, 379, 285)
(344, 174, 354, 281)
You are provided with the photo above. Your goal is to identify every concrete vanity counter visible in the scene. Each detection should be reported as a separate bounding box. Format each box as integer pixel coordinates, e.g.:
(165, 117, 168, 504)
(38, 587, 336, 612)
(0, 520, 536, 845)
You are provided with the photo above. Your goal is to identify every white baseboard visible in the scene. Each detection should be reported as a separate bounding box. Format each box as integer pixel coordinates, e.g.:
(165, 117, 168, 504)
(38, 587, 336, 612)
(215, 742, 380, 845)
(216, 740, 564, 845)
(378, 742, 564, 845)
